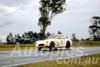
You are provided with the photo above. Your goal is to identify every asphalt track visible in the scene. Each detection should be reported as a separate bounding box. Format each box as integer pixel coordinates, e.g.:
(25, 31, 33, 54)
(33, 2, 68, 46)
(0, 47, 100, 67)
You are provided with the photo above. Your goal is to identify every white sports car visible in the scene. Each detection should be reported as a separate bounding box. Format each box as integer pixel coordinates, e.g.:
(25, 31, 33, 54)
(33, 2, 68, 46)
(35, 34, 72, 51)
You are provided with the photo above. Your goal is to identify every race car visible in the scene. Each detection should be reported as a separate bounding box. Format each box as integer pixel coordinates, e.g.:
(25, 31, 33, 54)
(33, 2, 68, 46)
(35, 34, 72, 51)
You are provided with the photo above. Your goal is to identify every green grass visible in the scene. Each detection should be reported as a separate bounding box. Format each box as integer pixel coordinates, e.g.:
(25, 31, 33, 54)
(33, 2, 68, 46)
(0, 44, 35, 51)
(0, 41, 100, 51)
(72, 41, 100, 47)
(17, 54, 100, 67)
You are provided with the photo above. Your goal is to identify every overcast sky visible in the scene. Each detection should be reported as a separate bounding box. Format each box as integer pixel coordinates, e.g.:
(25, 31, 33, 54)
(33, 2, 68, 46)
(0, 0, 100, 42)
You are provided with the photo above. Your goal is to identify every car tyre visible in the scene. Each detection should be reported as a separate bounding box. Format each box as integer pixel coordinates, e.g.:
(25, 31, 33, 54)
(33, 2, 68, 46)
(49, 42, 56, 51)
(38, 47, 42, 51)
(66, 41, 70, 49)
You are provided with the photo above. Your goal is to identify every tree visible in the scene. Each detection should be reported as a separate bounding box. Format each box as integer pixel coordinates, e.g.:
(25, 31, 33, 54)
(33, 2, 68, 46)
(21, 32, 32, 44)
(89, 16, 100, 41)
(58, 31, 62, 34)
(6, 32, 15, 44)
(72, 33, 79, 42)
(46, 32, 51, 37)
(0, 36, 2, 44)
(38, 0, 66, 39)
(72, 33, 76, 42)
(15, 34, 21, 42)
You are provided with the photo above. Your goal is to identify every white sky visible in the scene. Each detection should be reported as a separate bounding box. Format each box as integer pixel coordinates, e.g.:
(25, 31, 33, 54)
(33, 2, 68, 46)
(0, 0, 100, 42)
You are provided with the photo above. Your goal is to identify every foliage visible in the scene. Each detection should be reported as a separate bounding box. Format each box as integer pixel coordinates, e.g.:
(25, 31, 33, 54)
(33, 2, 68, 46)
(58, 31, 62, 34)
(6, 31, 42, 44)
(6, 31, 53, 44)
(38, 0, 66, 39)
(72, 33, 79, 42)
(46, 32, 52, 37)
(6, 32, 16, 44)
(89, 16, 100, 41)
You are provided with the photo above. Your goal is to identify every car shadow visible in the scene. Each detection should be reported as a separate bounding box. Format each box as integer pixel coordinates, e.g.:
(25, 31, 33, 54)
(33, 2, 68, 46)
(39, 48, 71, 52)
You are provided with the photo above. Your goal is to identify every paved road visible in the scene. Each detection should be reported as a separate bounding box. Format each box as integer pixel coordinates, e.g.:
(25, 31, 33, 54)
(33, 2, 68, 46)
(0, 47, 100, 67)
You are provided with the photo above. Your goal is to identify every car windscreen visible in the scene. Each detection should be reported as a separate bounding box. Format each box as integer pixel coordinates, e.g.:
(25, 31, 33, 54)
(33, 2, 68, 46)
(46, 35, 65, 39)
(46, 35, 58, 39)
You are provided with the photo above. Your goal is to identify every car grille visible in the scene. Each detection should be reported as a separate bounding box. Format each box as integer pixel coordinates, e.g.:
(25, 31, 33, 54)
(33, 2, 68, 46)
(39, 44, 44, 46)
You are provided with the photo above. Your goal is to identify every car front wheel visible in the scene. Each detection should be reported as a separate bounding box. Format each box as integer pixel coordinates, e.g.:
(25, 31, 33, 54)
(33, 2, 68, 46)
(38, 47, 42, 51)
(49, 42, 56, 51)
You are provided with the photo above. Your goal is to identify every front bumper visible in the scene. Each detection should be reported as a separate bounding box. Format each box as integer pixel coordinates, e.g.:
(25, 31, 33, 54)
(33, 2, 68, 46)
(38, 44, 45, 47)
(36, 43, 48, 48)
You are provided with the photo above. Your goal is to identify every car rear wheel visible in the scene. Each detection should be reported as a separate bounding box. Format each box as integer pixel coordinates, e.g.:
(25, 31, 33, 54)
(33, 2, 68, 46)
(66, 41, 70, 49)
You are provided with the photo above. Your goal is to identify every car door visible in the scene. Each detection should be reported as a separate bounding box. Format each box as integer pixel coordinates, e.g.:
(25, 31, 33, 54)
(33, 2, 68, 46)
(58, 35, 66, 47)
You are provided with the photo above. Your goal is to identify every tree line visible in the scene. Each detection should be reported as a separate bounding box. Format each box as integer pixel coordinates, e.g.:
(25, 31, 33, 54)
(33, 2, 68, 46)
(6, 31, 51, 44)
(6, 31, 64, 44)
(6, 30, 83, 44)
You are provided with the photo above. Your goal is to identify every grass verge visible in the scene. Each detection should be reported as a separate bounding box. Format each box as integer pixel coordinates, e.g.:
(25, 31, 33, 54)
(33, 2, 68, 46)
(72, 41, 100, 47)
(0, 44, 35, 51)
(0, 41, 100, 51)
(17, 54, 100, 67)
